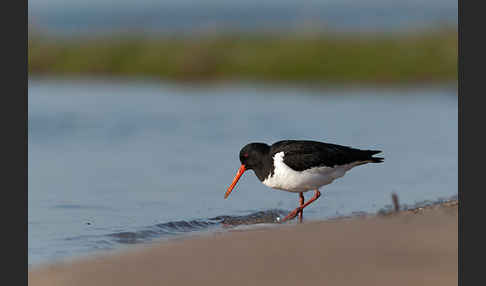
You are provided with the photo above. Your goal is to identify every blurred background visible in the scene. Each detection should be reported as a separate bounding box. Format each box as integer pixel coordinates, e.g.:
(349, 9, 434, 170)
(28, 0, 458, 266)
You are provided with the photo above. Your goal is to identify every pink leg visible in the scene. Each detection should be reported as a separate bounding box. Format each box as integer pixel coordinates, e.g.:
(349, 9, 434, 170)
(281, 189, 321, 223)
(298, 192, 305, 223)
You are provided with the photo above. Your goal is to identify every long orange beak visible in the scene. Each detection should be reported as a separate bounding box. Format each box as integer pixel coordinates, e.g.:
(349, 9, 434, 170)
(224, 164, 246, 199)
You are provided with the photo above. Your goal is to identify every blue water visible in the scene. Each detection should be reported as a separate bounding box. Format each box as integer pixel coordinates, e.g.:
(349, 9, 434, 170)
(29, 0, 457, 35)
(28, 78, 457, 266)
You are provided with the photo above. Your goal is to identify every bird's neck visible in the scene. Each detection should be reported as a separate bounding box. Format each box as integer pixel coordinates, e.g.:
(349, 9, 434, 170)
(252, 154, 274, 182)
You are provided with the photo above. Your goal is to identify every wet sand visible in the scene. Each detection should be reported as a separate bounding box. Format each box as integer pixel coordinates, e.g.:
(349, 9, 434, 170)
(29, 200, 458, 286)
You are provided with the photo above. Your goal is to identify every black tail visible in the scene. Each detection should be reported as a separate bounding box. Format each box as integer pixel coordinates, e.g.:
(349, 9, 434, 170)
(370, 157, 384, 163)
(367, 150, 384, 163)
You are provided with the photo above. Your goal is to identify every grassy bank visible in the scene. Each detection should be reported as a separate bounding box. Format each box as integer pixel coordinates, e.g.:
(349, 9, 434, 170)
(28, 29, 457, 84)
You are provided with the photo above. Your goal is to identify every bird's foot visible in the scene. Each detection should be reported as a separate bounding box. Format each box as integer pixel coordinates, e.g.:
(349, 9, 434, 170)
(280, 207, 303, 223)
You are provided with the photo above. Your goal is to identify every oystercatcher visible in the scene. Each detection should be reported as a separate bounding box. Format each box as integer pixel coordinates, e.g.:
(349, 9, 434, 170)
(225, 140, 384, 223)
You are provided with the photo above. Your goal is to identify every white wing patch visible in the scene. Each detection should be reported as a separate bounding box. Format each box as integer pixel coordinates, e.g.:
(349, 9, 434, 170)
(262, 151, 368, 193)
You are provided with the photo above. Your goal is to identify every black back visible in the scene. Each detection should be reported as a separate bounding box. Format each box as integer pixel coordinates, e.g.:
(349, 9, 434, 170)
(270, 140, 383, 171)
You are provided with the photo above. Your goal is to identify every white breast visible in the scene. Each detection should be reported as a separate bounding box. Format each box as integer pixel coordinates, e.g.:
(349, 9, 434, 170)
(262, 151, 367, 193)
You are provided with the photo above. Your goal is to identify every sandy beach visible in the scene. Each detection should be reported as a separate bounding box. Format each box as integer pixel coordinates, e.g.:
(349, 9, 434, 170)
(29, 200, 458, 286)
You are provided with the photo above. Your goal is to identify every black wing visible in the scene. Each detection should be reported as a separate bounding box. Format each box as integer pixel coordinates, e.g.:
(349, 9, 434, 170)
(270, 140, 383, 171)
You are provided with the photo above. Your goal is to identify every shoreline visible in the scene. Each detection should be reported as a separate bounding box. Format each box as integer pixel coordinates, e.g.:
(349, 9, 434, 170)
(29, 198, 458, 286)
(28, 74, 459, 93)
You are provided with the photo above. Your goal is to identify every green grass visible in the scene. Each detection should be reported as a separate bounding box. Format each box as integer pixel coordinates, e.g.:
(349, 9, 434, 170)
(28, 29, 458, 84)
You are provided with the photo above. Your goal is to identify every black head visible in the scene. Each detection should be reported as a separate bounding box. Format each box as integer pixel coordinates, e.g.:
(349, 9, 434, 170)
(225, 142, 270, 199)
(239, 143, 271, 170)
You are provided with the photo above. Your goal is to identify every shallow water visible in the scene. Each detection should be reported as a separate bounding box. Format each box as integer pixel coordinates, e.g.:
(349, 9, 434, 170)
(28, 78, 457, 266)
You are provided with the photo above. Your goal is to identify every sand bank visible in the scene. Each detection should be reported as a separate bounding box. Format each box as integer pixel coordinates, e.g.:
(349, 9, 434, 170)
(29, 201, 458, 286)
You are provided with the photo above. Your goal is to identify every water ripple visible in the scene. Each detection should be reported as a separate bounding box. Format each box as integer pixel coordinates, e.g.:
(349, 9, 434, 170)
(80, 209, 289, 245)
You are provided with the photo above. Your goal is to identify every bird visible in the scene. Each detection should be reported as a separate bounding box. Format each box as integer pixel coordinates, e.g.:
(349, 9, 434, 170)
(224, 140, 384, 223)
